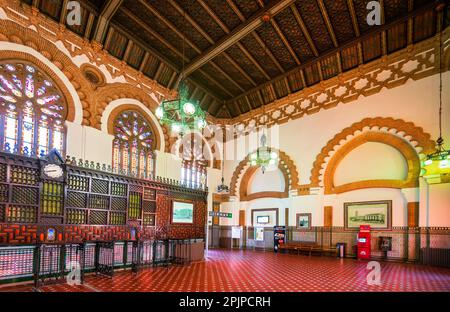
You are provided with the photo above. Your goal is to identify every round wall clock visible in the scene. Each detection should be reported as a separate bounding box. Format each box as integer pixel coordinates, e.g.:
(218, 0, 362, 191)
(43, 163, 64, 179)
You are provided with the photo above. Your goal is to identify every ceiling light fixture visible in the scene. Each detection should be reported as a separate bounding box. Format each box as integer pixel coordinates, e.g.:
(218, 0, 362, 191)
(155, 2, 206, 136)
(249, 13, 279, 174)
(421, 7, 449, 177)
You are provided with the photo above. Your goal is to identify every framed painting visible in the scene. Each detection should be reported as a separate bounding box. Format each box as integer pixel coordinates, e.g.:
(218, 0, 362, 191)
(296, 213, 311, 229)
(344, 200, 392, 230)
(256, 215, 270, 224)
(171, 200, 194, 224)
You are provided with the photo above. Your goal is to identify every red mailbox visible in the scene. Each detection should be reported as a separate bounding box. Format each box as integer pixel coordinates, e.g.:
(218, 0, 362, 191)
(357, 225, 371, 260)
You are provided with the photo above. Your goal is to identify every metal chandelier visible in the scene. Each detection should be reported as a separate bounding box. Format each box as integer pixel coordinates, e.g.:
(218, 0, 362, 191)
(421, 22, 449, 176)
(155, 2, 207, 136)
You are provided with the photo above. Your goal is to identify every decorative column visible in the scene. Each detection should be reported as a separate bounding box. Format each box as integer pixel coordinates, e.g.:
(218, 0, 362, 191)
(402, 188, 420, 263)
(324, 206, 333, 227)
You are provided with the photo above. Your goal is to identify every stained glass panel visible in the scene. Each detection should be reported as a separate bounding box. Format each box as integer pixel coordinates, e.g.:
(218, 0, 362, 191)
(0, 62, 67, 157)
(112, 110, 155, 178)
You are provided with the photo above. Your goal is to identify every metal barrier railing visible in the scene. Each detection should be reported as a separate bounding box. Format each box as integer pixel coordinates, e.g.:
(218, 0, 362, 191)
(131, 239, 198, 273)
(0, 239, 202, 287)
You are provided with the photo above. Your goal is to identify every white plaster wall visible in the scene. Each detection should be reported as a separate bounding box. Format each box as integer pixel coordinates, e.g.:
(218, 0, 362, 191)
(241, 198, 290, 227)
(222, 73, 450, 186)
(334, 142, 408, 186)
(420, 180, 450, 227)
(221, 73, 450, 228)
(65, 121, 114, 165)
(248, 167, 285, 194)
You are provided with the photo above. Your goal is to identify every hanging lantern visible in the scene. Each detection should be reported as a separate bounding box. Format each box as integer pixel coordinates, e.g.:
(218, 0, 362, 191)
(249, 133, 279, 173)
(155, 81, 207, 136)
(421, 23, 450, 180)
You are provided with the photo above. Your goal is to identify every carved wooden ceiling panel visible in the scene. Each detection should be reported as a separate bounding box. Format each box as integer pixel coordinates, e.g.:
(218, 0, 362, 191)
(324, 0, 355, 44)
(273, 7, 315, 63)
(295, 0, 334, 53)
(21, 0, 444, 119)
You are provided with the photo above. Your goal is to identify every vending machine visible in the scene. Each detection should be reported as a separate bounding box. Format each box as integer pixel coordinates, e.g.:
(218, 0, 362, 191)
(273, 226, 286, 253)
(357, 225, 371, 259)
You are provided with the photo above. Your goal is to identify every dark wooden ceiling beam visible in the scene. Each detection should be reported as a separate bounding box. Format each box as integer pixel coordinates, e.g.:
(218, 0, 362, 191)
(189, 85, 199, 101)
(139, 52, 150, 72)
(153, 62, 165, 82)
(195, 0, 258, 90)
(136, 0, 201, 54)
(111, 23, 223, 105)
(252, 32, 285, 73)
(244, 96, 253, 111)
(92, 0, 123, 43)
(255, 0, 300, 65)
(136, 0, 242, 93)
(269, 19, 301, 65)
(407, 0, 415, 44)
(346, 0, 360, 37)
(226, 0, 246, 21)
(290, 4, 319, 57)
(84, 12, 95, 39)
(229, 99, 243, 116)
(199, 93, 209, 108)
(168, 0, 214, 44)
(167, 71, 178, 89)
(380, 0, 387, 55)
(59, 0, 69, 24)
(236, 42, 271, 80)
(111, 24, 179, 72)
(121, 7, 185, 60)
(197, 0, 230, 33)
(180, 0, 297, 77)
(200, 70, 235, 98)
(224, 2, 441, 108)
(317, 0, 338, 48)
(224, 53, 257, 86)
(210, 62, 246, 93)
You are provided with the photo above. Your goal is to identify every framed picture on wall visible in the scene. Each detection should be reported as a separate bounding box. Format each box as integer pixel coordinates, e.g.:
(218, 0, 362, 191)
(344, 200, 392, 230)
(171, 200, 194, 224)
(296, 213, 311, 229)
(254, 227, 265, 241)
(256, 215, 270, 224)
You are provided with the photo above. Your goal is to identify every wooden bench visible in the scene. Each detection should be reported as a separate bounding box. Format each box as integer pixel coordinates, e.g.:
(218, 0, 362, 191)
(279, 243, 338, 257)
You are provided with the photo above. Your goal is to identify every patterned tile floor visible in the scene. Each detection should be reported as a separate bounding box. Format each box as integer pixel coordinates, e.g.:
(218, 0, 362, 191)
(1, 249, 449, 292)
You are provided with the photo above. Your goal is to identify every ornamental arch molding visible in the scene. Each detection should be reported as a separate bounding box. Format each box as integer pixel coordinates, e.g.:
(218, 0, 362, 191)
(230, 150, 300, 200)
(0, 20, 94, 125)
(310, 118, 436, 194)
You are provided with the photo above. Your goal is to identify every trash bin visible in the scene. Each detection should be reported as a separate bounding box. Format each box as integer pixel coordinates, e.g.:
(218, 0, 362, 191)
(336, 243, 346, 258)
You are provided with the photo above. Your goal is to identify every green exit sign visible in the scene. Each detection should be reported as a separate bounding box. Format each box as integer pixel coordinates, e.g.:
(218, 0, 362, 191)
(209, 211, 232, 218)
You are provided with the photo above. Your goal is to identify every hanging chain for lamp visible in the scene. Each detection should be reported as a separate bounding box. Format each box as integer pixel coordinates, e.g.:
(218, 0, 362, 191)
(217, 126, 230, 193)
(422, 13, 450, 175)
(249, 12, 279, 174)
(155, 1, 207, 136)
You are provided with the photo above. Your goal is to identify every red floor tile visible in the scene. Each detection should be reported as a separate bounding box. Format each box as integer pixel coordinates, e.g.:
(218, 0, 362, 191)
(1, 249, 449, 292)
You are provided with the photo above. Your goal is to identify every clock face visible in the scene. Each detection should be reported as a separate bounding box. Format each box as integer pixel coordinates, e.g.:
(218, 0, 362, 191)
(43, 164, 64, 179)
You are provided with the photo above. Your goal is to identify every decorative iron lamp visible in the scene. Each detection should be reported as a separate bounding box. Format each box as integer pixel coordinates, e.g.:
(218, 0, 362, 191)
(154, 2, 207, 136)
(249, 133, 279, 174)
(155, 81, 206, 136)
(216, 133, 230, 193)
(248, 13, 279, 174)
(216, 176, 230, 193)
(421, 20, 450, 178)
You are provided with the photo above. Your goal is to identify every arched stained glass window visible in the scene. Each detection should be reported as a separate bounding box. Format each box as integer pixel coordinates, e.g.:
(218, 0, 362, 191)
(181, 134, 207, 189)
(0, 62, 66, 157)
(112, 110, 155, 179)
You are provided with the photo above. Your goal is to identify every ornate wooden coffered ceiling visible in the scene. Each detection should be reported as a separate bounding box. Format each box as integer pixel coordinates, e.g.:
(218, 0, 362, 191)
(22, 0, 446, 119)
